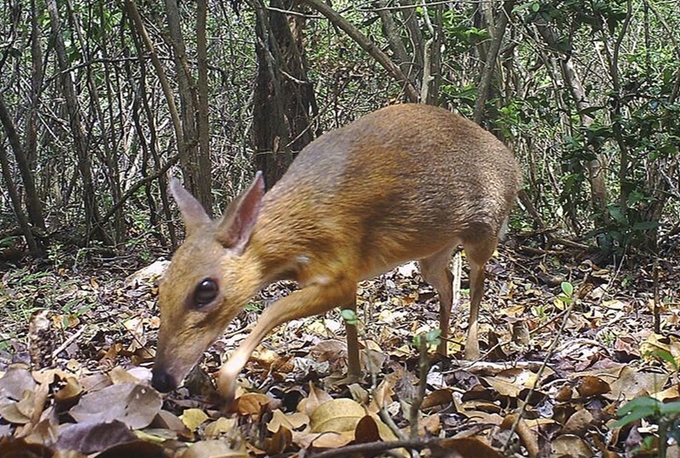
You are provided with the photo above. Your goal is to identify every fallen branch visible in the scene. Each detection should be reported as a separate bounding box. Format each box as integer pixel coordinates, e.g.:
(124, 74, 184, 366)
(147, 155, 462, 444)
(53, 325, 88, 359)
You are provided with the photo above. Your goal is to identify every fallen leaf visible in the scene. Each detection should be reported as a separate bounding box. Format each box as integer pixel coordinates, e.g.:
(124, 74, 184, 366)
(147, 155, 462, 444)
(96, 440, 166, 458)
(292, 430, 353, 449)
(205, 417, 238, 439)
(69, 383, 161, 429)
(310, 398, 366, 433)
(0, 364, 36, 401)
(109, 366, 141, 384)
(0, 393, 33, 424)
(267, 409, 309, 433)
(153, 410, 191, 436)
(54, 376, 83, 405)
(550, 434, 594, 457)
(561, 408, 594, 435)
(353, 415, 380, 444)
(56, 420, 136, 454)
(422, 389, 453, 410)
(435, 437, 504, 458)
(576, 376, 611, 397)
(266, 425, 292, 454)
(0, 437, 62, 458)
(180, 408, 209, 431)
(236, 392, 270, 419)
(299, 383, 332, 417)
(607, 366, 668, 400)
(180, 439, 249, 458)
(418, 413, 441, 435)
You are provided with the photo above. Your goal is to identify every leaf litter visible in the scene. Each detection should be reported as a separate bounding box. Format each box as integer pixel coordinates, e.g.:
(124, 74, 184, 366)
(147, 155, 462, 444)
(0, 242, 678, 457)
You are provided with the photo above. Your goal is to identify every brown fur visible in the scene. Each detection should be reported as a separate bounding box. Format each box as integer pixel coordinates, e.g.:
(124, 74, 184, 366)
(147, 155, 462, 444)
(151, 104, 522, 401)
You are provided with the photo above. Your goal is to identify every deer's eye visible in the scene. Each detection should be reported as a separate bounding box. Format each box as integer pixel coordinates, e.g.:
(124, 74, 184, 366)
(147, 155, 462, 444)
(194, 278, 218, 306)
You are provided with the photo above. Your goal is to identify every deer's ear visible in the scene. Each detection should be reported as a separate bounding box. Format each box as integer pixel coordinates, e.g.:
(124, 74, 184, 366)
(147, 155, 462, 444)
(169, 178, 211, 237)
(216, 171, 265, 253)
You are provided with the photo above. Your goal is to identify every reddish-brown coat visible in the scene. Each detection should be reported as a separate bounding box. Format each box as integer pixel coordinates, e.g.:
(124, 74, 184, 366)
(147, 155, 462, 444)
(151, 104, 522, 403)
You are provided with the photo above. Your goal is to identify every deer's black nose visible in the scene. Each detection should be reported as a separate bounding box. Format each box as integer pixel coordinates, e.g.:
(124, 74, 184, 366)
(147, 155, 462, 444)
(151, 368, 177, 393)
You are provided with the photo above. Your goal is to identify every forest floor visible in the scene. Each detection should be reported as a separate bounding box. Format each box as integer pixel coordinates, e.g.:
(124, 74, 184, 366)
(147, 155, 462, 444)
(0, 233, 679, 457)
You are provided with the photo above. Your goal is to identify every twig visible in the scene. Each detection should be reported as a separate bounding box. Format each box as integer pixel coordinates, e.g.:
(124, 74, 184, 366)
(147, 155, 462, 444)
(53, 325, 88, 358)
(409, 337, 429, 439)
(86, 153, 180, 238)
(653, 259, 660, 334)
(504, 300, 575, 455)
(515, 226, 560, 238)
(305, 437, 440, 458)
(447, 359, 546, 375)
(551, 237, 591, 250)
(379, 404, 407, 442)
(518, 246, 566, 256)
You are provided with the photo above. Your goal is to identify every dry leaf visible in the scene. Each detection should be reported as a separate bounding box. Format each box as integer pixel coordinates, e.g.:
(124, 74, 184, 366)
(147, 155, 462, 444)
(267, 409, 309, 433)
(266, 425, 292, 454)
(54, 376, 83, 404)
(180, 408, 209, 431)
(310, 398, 366, 433)
(69, 383, 161, 429)
(108, 366, 141, 384)
(562, 408, 593, 435)
(0, 365, 36, 401)
(550, 434, 594, 457)
(236, 392, 270, 419)
(204, 417, 238, 439)
(96, 441, 167, 458)
(576, 376, 610, 397)
(422, 389, 454, 410)
(56, 420, 136, 454)
(353, 415, 380, 444)
(299, 382, 333, 417)
(0, 392, 33, 424)
(153, 410, 191, 436)
(435, 437, 504, 458)
(180, 439, 249, 458)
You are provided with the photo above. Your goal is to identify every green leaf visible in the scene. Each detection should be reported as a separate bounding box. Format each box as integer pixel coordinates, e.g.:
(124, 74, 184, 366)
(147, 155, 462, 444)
(631, 221, 660, 231)
(659, 401, 680, 416)
(561, 282, 574, 297)
(650, 349, 677, 369)
(412, 334, 422, 348)
(607, 205, 627, 225)
(413, 330, 442, 350)
(244, 302, 261, 312)
(577, 105, 605, 117)
(617, 396, 660, 417)
(425, 329, 442, 346)
(340, 309, 358, 326)
(612, 396, 661, 429)
(611, 410, 651, 429)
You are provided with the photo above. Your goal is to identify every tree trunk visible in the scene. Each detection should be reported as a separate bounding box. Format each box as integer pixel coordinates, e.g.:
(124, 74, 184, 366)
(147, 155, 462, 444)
(473, 1, 514, 124)
(300, 0, 420, 103)
(25, 0, 45, 227)
(377, 1, 442, 105)
(0, 96, 45, 234)
(0, 143, 40, 253)
(197, 0, 212, 211)
(126, 0, 183, 247)
(165, 0, 212, 213)
(251, 0, 317, 188)
(399, 0, 424, 81)
(46, 0, 111, 245)
(420, 2, 443, 105)
(536, 23, 609, 226)
(377, 0, 417, 86)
